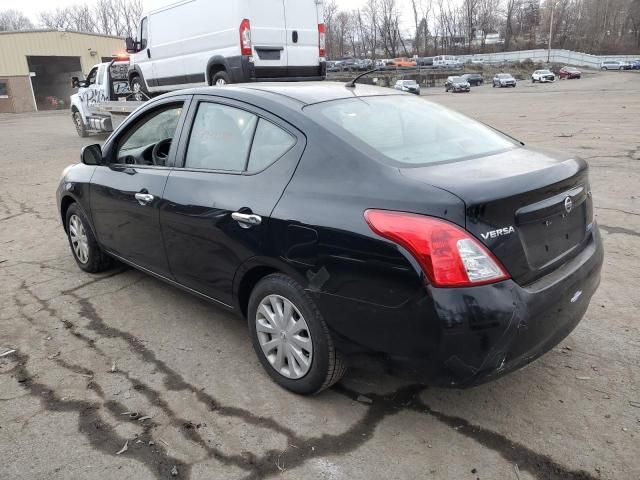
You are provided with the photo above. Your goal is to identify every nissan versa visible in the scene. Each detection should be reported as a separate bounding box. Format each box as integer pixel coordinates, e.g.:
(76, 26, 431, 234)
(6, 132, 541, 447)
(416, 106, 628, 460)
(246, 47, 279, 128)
(57, 82, 603, 395)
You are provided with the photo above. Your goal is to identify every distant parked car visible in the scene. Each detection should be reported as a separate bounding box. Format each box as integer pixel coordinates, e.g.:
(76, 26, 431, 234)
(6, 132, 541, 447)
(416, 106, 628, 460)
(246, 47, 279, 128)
(531, 69, 555, 83)
(600, 61, 624, 71)
(470, 58, 485, 65)
(434, 55, 462, 69)
(620, 61, 633, 70)
(493, 73, 516, 88)
(390, 57, 417, 68)
(336, 57, 356, 71)
(462, 73, 483, 86)
(326, 61, 340, 73)
(416, 56, 434, 67)
(394, 79, 420, 95)
(445, 76, 471, 93)
(631, 60, 640, 70)
(558, 66, 581, 79)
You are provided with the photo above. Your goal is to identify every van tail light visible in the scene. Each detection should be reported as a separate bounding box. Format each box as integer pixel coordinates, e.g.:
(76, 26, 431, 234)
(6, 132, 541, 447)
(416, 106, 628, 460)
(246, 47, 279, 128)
(364, 210, 510, 288)
(318, 23, 326, 57)
(240, 19, 252, 56)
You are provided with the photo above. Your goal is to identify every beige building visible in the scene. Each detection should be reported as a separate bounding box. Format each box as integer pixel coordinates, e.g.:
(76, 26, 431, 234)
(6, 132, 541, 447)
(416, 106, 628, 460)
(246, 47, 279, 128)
(0, 30, 124, 113)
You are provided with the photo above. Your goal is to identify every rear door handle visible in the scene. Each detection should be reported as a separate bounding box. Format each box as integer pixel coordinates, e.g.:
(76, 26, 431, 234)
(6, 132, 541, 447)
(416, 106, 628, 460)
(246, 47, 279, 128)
(135, 192, 154, 205)
(231, 212, 262, 227)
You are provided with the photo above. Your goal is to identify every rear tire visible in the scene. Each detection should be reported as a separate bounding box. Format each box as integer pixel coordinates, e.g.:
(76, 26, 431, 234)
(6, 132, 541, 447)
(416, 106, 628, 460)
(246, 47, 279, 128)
(248, 274, 347, 395)
(130, 75, 149, 101)
(65, 203, 112, 273)
(211, 70, 231, 86)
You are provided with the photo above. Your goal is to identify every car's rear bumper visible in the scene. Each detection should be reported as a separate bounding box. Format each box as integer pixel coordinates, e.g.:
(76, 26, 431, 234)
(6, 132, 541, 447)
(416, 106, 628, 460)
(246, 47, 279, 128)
(312, 226, 603, 387)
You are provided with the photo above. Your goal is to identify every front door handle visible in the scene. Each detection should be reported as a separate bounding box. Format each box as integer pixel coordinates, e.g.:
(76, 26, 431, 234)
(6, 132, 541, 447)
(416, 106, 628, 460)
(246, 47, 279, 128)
(231, 212, 262, 228)
(135, 192, 154, 205)
(147, 48, 151, 59)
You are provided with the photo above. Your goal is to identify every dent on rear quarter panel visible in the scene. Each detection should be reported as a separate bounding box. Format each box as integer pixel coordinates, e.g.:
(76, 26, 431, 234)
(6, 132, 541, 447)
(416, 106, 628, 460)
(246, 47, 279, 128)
(269, 130, 466, 308)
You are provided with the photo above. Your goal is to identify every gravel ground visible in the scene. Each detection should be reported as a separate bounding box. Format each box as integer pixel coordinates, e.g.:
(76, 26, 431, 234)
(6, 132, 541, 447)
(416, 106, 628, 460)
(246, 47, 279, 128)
(0, 71, 638, 480)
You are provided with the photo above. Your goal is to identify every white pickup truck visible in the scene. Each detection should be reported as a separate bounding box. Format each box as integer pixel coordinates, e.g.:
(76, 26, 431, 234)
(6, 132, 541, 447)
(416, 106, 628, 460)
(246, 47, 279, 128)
(70, 58, 144, 137)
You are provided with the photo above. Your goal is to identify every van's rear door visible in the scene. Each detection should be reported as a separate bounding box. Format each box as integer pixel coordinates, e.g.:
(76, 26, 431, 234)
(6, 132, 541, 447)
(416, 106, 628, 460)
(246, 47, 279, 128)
(249, 0, 288, 75)
(283, 0, 321, 75)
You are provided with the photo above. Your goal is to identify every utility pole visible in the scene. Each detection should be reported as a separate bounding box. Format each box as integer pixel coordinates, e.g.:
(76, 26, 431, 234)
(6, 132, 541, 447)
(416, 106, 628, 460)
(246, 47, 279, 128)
(547, 1, 555, 63)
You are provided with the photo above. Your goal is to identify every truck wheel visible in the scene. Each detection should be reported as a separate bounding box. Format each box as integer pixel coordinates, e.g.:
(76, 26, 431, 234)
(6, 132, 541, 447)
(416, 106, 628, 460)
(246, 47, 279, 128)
(130, 76, 148, 101)
(72, 110, 88, 138)
(211, 70, 231, 86)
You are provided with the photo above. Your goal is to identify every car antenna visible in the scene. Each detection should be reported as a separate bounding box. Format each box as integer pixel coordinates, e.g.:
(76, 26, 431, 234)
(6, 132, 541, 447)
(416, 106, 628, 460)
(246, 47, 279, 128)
(344, 68, 383, 88)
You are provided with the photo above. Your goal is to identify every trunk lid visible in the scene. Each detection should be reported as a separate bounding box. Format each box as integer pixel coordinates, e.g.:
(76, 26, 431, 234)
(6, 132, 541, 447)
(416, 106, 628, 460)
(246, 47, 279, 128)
(401, 147, 594, 285)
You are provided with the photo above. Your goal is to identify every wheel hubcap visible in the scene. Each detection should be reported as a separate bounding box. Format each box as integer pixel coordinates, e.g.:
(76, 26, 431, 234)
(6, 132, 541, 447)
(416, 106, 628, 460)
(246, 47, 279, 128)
(215, 78, 227, 86)
(69, 214, 89, 264)
(256, 295, 313, 379)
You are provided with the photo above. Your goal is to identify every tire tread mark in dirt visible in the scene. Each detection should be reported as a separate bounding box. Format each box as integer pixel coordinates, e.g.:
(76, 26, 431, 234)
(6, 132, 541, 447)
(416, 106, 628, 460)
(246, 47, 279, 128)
(11, 275, 603, 480)
(598, 224, 640, 238)
(333, 385, 600, 480)
(3, 353, 191, 480)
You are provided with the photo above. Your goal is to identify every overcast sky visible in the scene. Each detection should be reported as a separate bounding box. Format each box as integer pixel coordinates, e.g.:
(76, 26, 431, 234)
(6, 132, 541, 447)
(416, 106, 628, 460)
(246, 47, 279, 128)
(18, 0, 416, 29)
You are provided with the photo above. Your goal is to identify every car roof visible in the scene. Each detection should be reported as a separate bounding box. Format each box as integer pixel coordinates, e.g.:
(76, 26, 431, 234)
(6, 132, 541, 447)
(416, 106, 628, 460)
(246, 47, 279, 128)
(178, 81, 404, 106)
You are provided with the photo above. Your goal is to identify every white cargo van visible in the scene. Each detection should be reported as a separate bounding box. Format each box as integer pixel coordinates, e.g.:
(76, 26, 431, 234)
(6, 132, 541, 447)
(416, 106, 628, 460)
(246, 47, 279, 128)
(125, 0, 326, 97)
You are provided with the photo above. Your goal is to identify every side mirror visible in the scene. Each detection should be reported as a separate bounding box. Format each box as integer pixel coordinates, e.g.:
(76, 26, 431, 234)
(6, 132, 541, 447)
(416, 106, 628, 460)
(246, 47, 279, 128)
(125, 37, 138, 53)
(81, 144, 103, 166)
(71, 76, 80, 88)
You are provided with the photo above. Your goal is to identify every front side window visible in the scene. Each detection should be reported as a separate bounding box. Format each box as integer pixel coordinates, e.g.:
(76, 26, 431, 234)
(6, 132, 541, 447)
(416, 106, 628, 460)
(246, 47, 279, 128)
(86, 67, 98, 86)
(307, 95, 517, 166)
(116, 104, 183, 163)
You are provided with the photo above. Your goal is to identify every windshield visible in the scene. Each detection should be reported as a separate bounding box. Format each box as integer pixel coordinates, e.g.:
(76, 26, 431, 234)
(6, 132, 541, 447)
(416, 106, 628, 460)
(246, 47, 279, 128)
(538, 70, 552, 74)
(451, 77, 464, 82)
(497, 74, 512, 79)
(306, 96, 517, 166)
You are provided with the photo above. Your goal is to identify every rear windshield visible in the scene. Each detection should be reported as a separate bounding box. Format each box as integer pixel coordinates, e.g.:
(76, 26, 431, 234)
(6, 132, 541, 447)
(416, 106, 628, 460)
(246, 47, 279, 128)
(306, 96, 517, 166)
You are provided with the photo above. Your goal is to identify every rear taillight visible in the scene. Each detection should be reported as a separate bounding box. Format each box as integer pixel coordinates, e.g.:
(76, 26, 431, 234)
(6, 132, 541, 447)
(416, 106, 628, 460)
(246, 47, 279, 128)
(364, 210, 510, 288)
(318, 23, 326, 57)
(240, 18, 252, 56)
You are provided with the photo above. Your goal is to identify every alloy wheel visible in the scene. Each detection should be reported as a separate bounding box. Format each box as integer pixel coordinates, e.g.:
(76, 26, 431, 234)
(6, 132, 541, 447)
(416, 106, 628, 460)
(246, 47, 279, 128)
(255, 294, 313, 379)
(69, 214, 89, 264)
(215, 78, 227, 86)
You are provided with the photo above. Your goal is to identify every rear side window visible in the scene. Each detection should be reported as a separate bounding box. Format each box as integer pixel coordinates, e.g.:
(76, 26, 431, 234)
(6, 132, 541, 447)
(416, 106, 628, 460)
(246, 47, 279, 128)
(185, 103, 257, 171)
(248, 119, 296, 172)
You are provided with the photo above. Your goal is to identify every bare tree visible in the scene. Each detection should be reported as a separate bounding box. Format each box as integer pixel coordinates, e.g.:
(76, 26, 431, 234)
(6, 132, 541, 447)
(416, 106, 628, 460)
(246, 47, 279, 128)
(0, 9, 33, 31)
(39, 0, 141, 37)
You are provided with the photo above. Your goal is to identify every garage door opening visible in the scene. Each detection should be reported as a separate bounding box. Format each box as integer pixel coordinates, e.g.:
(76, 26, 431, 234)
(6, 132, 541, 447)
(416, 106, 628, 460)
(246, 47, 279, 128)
(26, 56, 82, 111)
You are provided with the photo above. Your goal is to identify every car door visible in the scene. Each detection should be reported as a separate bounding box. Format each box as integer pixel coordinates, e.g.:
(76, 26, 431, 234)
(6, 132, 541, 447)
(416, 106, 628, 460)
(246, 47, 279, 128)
(161, 96, 305, 306)
(90, 97, 191, 276)
(78, 66, 103, 117)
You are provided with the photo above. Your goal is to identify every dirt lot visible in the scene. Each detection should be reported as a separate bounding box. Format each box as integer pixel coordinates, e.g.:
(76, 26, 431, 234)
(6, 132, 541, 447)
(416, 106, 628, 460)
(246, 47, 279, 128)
(1, 72, 638, 480)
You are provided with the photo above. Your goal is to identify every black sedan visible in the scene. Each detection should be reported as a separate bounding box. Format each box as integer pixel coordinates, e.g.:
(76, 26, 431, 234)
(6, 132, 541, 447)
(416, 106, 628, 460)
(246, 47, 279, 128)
(462, 73, 484, 86)
(57, 82, 603, 394)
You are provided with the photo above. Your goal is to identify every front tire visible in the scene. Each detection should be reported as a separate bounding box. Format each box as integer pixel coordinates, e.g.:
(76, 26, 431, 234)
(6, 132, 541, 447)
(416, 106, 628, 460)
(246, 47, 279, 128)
(72, 110, 88, 138)
(248, 274, 347, 395)
(65, 203, 112, 273)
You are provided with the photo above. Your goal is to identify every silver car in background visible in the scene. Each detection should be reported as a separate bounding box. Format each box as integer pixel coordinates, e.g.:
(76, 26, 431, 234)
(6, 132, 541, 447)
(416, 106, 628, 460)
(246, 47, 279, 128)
(394, 79, 421, 95)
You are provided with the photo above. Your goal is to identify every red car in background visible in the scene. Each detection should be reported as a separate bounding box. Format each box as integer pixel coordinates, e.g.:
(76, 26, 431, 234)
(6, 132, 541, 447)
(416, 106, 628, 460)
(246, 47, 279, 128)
(559, 66, 582, 79)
